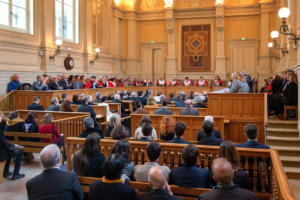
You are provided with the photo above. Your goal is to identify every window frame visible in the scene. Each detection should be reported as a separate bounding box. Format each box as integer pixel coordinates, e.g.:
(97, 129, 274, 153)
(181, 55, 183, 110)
(55, 0, 79, 44)
(0, 0, 34, 34)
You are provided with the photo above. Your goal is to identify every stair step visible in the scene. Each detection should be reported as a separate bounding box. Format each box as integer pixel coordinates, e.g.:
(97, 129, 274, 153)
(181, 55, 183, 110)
(267, 136, 300, 146)
(284, 167, 300, 179)
(281, 156, 300, 168)
(266, 128, 299, 137)
(270, 146, 300, 152)
(268, 120, 298, 125)
(267, 136, 300, 142)
(266, 128, 299, 133)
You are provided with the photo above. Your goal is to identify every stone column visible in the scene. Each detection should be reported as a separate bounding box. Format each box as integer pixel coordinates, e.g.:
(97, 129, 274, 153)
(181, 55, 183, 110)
(165, 8, 176, 82)
(215, 4, 226, 79)
(294, 0, 300, 131)
(126, 12, 138, 78)
(112, 8, 121, 76)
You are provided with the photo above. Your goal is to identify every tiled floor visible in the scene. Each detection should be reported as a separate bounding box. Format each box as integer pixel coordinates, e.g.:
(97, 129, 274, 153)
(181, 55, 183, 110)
(1, 158, 300, 200)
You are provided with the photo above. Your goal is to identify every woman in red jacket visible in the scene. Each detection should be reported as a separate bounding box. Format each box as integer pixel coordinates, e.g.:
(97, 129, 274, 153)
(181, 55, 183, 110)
(39, 113, 61, 145)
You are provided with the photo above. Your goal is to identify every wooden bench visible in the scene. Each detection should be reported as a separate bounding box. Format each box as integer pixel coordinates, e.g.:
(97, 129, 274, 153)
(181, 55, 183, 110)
(144, 105, 209, 116)
(130, 114, 224, 141)
(0, 160, 6, 184)
(283, 105, 298, 120)
(71, 105, 107, 121)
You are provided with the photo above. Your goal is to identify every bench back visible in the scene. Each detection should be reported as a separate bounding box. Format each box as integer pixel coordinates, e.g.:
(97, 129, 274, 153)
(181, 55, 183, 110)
(130, 114, 224, 141)
(70, 105, 107, 121)
(144, 105, 209, 116)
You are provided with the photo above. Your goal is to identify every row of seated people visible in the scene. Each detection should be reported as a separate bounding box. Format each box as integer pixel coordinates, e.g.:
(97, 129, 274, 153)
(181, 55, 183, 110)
(24, 135, 262, 200)
(7, 73, 231, 92)
(266, 70, 298, 118)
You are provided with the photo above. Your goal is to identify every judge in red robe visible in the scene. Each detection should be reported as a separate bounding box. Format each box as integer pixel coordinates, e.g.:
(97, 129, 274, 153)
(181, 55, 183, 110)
(196, 77, 208, 86)
(157, 78, 167, 86)
(182, 77, 193, 86)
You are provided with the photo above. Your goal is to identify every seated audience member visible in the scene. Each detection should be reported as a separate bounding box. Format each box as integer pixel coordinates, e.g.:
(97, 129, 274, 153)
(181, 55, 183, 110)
(93, 92, 102, 104)
(60, 100, 73, 112)
(134, 116, 157, 140)
(134, 142, 170, 182)
(112, 93, 126, 116)
(219, 141, 249, 189)
(26, 144, 83, 200)
(48, 97, 60, 111)
(59, 93, 68, 104)
(0, 129, 25, 180)
(0, 112, 6, 131)
(175, 93, 186, 107)
(147, 97, 156, 105)
(139, 167, 180, 200)
(7, 74, 21, 93)
(197, 116, 221, 141)
(79, 117, 104, 138)
(133, 101, 149, 114)
(169, 144, 210, 188)
(169, 122, 190, 144)
(111, 125, 128, 140)
(193, 95, 207, 108)
(48, 75, 62, 90)
(227, 72, 250, 93)
(59, 74, 71, 90)
(235, 124, 270, 149)
(85, 76, 98, 89)
(270, 74, 283, 94)
(198, 158, 257, 200)
(169, 92, 176, 102)
(154, 99, 173, 115)
(77, 97, 96, 119)
(137, 124, 153, 142)
(198, 121, 223, 146)
(39, 113, 62, 146)
(106, 113, 121, 137)
(27, 96, 44, 111)
(88, 154, 137, 200)
(32, 75, 48, 91)
(73, 133, 105, 178)
(97, 96, 112, 121)
(23, 112, 38, 133)
(179, 99, 199, 116)
(160, 115, 175, 141)
(112, 140, 134, 182)
(72, 94, 81, 105)
(5, 111, 25, 132)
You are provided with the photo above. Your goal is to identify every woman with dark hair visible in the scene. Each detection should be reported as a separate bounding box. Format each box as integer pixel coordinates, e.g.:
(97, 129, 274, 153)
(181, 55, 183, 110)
(5, 111, 24, 132)
(111, 125, 128, 140)
(219, 141, 249, 189)
(88, 154, 137, 200)
(68, 75, 75, 89)
(134, 115, 157, 140)
(72, 133, 105, 178)
(79, 75, 85, 89)
(60, 100, 73, 112)
(160, 115, 175, 141)
(112, 139, 134, 182)
(72, 94, 81, 105)
(23, 112, 38, 133)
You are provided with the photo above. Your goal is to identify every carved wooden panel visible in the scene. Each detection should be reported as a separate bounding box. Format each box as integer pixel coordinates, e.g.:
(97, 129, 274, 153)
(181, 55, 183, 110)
(181, 24, 211, 72)
(176, 0, 215, 9)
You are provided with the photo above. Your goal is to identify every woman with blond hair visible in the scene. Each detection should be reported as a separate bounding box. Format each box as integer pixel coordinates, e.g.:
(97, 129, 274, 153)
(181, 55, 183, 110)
(160, 115, 176, 141)
(134, 115, 157, 140)
(228, 72, 250, 93)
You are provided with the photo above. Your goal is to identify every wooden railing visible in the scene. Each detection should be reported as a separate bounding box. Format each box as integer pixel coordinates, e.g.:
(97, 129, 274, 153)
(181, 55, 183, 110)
(65, 137, 295, 200)
(144, 105, 209, 116)
(0, 91, 14, 111)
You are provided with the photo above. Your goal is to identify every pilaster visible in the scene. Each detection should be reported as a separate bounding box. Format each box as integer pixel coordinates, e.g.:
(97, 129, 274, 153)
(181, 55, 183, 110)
(215, 4, 226, 78)
(126, 12, 138, 77)
(165, 8, 176, 81)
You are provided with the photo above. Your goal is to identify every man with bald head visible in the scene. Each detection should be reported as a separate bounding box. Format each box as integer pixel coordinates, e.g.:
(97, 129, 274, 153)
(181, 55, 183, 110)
(139, 166, 182, 200)
(199, 158, 257, 200)
(179, 99, 199, 116)
(26, 144, 83, 200)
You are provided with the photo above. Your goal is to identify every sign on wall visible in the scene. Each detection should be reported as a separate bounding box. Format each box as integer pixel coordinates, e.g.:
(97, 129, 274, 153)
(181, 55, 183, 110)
(181, 24, 211, 72)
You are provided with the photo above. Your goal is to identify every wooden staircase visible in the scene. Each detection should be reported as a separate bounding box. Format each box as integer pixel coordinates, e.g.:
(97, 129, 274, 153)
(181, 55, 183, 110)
(266, 120, 300, 179)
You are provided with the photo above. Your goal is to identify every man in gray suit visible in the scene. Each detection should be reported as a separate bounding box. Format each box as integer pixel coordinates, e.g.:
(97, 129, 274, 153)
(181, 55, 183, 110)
(32, 75, 48, 91)
(179, 99, 199, 116)
(154, 99, 173, 115)
(134, 141, 170, 182)
(48, 97, 60, 111)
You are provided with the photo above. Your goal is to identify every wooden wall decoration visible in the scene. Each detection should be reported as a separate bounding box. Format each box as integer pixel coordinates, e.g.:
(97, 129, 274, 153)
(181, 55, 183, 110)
(181, 24, 211, 72)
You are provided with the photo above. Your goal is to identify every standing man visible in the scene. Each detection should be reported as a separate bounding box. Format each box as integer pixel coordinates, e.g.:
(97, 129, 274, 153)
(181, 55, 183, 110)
(7, 74, 21, 93)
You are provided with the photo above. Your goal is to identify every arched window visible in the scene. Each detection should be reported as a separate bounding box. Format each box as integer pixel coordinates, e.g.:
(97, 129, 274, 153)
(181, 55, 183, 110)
(0, 0, 34, 34)
(55, 0, 79, 43)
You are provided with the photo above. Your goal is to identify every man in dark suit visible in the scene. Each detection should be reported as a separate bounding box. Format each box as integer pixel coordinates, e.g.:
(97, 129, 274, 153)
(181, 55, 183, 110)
(169, 122, 190, 144)
(179, 99, 199, 116)
(79, 117, 103, 138)
(235, 124, 270, 149)
(48, 97, 60, 111)
(27, 96, 44, 111)
(48, 75, 62, 90)
(198, 121, 223, 146)
(154, 99, 173, 115)
(111, 93, 126, 117)
(0, 130, 25, 180)
(59, 93, 68, 104)
(170, 144, 210, 188)
(198, 158, 257, 200)
(133, 101, 149, 114)
(59, 74, 70, 90)
(26, 144, 83, 200)
(197, 116, 221, 141)
(77, 97, 96, 119)
(139, 166, 181, 200)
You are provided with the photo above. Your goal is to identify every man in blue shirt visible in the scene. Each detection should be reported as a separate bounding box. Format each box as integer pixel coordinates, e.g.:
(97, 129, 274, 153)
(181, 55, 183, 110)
(7, 74, 21, 93)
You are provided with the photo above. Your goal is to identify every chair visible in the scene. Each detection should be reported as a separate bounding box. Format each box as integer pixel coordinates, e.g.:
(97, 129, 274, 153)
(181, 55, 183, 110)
(283, 105, 298, 120)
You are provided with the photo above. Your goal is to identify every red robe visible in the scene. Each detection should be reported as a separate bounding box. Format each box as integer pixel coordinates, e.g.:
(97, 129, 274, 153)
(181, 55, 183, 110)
(157, 80, 167, 86)
(169, 81, 178, 86)
(108, 81, 115, 88)
(183, 80, 193, 86)
(196, 80, 208, 86)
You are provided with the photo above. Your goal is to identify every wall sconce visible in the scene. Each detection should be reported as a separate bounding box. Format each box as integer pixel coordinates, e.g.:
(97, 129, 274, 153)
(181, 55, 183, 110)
(90, 48, 100, 64)
(114, 0, 120, 6)
(49, 39, 63, 61)
(215, 0, 224, 5)
(269, 30, 289, 57)
(278, 7, 300, 47)
(164, 0, 173, 8)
